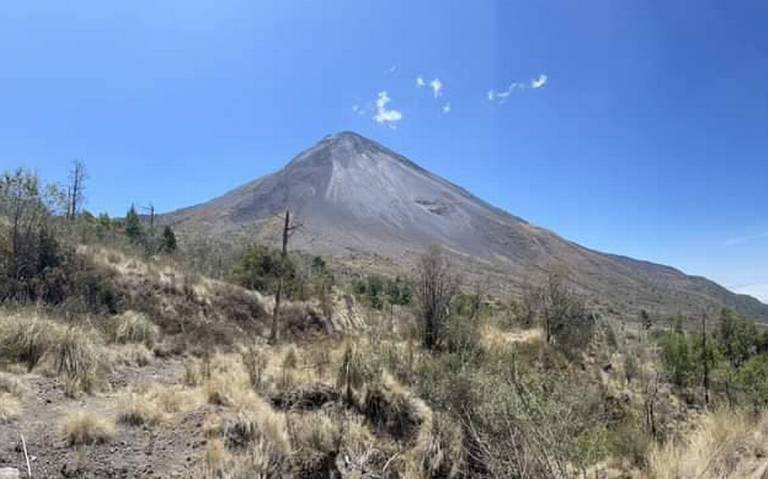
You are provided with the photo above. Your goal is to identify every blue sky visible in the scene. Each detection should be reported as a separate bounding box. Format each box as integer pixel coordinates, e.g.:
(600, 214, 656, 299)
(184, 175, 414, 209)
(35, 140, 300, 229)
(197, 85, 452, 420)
(1, 1, 766, 301)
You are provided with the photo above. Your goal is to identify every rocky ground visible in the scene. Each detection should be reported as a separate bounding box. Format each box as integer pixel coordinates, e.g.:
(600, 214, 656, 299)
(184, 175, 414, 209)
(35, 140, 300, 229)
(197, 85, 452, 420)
(0, 357, 208, 478)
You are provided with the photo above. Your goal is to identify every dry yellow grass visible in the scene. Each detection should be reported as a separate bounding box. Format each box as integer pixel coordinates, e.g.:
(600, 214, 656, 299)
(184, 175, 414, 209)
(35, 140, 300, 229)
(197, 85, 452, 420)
(110, 311, 159, 348)
(0, 371, 27, 398)
(648, 409, 768, 479)
(118, 392, 164, 427)
(108, 343, 153, 367)
(62, 411, 116, 446)
(118, 382, 205, 427)
(0, 393, 21, 422)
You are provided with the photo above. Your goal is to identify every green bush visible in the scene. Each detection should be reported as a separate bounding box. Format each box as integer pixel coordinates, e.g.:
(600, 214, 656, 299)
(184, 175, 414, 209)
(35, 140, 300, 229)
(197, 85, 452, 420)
(232, 244, 298, 296)
(736, 355, 768, 410)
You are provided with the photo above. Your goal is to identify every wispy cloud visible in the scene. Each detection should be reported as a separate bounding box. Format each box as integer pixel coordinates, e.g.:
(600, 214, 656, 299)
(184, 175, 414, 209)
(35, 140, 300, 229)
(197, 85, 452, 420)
(441, 103, 451, 114)
(387, 65, 398, 74)
(429, 78, 443, 98)
(416, 76, 426, 87)
(531, 74, 548, 89)
(352, 104, 367, 116)
(723, 231, 768, 247)
(373, 91, 403, 128)
(487, 83, 526, 103)
(734, 282, 768, 303)
(488, 73, 548, 103)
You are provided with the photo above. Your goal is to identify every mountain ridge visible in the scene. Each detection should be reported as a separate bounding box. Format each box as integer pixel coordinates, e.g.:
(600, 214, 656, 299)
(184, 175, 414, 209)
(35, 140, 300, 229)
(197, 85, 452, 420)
(164, 131, 768, 321)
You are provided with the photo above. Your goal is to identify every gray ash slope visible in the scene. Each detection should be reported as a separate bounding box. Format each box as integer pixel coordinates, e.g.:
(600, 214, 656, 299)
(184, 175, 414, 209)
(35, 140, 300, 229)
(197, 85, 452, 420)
(165, 131, 768, 321)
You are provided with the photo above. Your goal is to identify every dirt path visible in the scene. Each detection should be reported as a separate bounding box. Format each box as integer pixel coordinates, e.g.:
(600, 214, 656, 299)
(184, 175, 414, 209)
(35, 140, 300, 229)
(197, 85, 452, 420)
(0, 357, 210, 478)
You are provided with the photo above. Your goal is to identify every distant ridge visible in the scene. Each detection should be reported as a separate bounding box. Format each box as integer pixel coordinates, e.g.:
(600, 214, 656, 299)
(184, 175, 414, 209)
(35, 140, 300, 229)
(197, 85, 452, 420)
(164, 131, 768, 322)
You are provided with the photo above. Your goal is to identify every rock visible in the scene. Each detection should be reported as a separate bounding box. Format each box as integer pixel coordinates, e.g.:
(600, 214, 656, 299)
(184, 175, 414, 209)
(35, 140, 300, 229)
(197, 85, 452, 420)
(61, 461, 82, 478)
(0, 468, 20, 479)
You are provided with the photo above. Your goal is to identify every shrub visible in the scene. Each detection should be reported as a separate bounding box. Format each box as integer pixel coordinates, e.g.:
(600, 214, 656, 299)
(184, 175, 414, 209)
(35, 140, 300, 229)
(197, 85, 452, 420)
(0, 313, 56, 370)
(62, 411, 116, 445)
(736, 355, 768, 410)
(241, 346, 268, 391)
(118, 392, 164, 427)
(232, 243, 298, 296)
(217, 396, 292, 477)
(406, 411, 465, 478)
(336, 343, 380, 405)
(538, 271, 596, 357)
(659, 326, 696, 387)
(52, 325, 103, 396)
(111, 310, 159, 348)
(415, 247, 459, 351)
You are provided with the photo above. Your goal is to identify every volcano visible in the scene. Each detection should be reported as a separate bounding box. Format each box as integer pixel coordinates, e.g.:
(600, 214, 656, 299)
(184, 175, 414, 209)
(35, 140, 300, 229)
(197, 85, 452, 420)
(165, 131, 768, 321)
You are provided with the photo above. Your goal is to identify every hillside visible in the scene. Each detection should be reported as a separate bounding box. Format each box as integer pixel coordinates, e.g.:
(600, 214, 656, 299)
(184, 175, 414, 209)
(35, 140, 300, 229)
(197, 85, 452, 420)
(164, 132, 768, 322)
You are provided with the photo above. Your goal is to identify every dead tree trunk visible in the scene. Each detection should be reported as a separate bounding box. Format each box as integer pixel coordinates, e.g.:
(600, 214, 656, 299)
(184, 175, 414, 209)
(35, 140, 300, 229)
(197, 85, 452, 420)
(67, 160, 86, 220)
(702, 314, 710, 406)
(270, 210, 291, 343)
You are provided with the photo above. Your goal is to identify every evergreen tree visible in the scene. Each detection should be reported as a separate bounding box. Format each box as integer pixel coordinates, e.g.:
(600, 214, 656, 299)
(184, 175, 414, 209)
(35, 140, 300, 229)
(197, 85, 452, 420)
(125, 204, 143, 243)
(161, 225, 177, 253)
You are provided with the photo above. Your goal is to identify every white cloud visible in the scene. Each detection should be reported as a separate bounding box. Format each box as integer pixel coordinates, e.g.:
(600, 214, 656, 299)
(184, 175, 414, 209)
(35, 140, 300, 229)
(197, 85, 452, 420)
(373, 91, 403, 128)
(387, 65, 398, 74)
(488, 74, 547, 103)
(416, 76, 426, 87)
(734, 283, 768, 303)
(723, 231, 768, 247)
(442, 103, 451, 114)
(429, 78, 443, 98)
(531, 74, 548, 89)
(487, 83, 525, 103)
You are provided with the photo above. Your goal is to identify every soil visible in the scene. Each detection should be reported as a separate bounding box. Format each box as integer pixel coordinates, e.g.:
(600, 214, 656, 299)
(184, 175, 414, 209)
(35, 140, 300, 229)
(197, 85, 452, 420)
(0, 357, 210, 478)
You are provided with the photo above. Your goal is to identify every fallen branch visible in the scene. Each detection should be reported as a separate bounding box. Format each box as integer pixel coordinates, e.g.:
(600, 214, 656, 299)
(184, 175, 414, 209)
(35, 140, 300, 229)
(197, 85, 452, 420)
(20, 433, 31, 478)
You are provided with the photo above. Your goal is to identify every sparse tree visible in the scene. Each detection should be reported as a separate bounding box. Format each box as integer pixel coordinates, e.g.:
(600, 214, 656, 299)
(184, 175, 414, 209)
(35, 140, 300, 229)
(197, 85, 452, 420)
(0, 169, 66, 301)
(270, 210, 300, 343)
(538, 270, 595, 355)
(717, 308, 757, 368)
(66, 160, 87, 220)
(161, 225, 177, 253)
(124, 204, 143, 243)
(415, 246, 458, 351)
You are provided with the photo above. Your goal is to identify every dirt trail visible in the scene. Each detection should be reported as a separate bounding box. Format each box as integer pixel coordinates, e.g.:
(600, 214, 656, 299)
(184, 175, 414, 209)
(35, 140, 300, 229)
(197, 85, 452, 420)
(0, 357, 209, 478)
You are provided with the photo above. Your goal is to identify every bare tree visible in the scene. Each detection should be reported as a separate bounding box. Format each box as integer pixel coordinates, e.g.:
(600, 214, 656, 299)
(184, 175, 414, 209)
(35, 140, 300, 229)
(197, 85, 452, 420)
(66, 160, 87, 220)
(415, 246, 458, 351)
(269, 210, 300, 343)
(701, 312, 711, 406)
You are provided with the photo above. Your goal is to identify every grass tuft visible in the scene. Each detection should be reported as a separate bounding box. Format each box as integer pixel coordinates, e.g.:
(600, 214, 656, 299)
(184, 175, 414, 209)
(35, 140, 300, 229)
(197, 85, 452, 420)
(111, 311, 159, 348)
(62, 411, 116, 446)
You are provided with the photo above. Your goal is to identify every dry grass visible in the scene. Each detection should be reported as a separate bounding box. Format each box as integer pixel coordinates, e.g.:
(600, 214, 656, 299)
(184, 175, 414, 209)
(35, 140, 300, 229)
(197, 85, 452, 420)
(110, 310, 159, 348)
(648, 409, 768, 479)
(0, 371, 27, 398)
(118, 382, 205, 427)
(0, 393, 21, 422)
(118, 391, 164, 427)
(62, 411, 116, 446)
(51, 325, 104, 396)
(203, 393, 292, 478)
(108, 343, 153, 367)
(404, 411, 465, 478)
(0, 310, 107, 395)
(0, 311, 58, 370)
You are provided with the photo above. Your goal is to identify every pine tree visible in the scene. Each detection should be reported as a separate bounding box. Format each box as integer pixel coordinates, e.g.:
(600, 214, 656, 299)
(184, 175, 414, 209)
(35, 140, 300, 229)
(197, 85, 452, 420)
(161, 225, 177, 253)
(125, 204, 143, 243)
